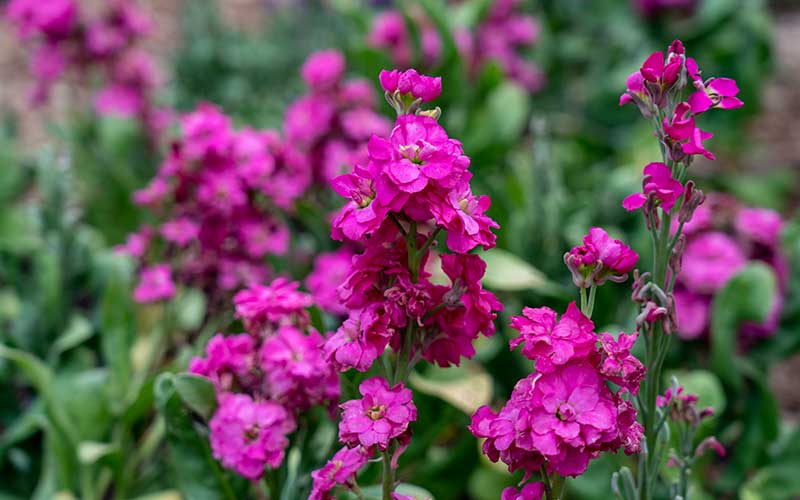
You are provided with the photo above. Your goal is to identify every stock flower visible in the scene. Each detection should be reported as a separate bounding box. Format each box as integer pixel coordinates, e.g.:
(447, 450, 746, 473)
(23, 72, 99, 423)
(680, 127, 715, 160)
(639, 50, 681, 88)
(622, 162, 684, 212)
(501, 483, 545, 500)
(301, 49, 346, 90)
(189, 333, 259, 390)
(6, 0, 77, 39)
(260, 326, 340, 412)
(379, 68, 442, 103)
(234, 278, 313, 330)
(324, 305, 395, 372)
(306, 249, 354, 315)
(330, 164, 389, 241)
(673, 290, 709, 339)
(688, 78, 743, 114)
(160, 217, 199, 247)
(368, 11, 413, 68)
(598, 331, 645, 395)
(133, 264, 175, 303)
(209, 393, 296, 480)
(430, 180, 499, 253)
(680, 232, 746, 294)
(509, 302, 596, 373)
(309, 446, 370, 500)
(115, 226, 152, 258)
(339, 377, 417, 451)
(564, 227, 638, 287)
(735, 208, 784, 247)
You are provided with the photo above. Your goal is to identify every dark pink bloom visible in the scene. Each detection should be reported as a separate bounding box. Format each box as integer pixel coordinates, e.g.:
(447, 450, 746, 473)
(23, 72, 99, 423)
(680, 232, 747, 294)
(233, 278, 313, 330)
(680, 127, 715, 160)
(325, 305, 395, 372)
(114, 226, 152, 258)
(306, 249, 354, 315)
(160, 217, 199, 247)
(6, 0, 77, 39)
(429, 180, 499, 253)
(622, 162, 684, 212)
(735, 208, 784, 248)
(309, 446, 370, 500)
(565, 227, 638, 287)
(502, 483, 545, 500)
(209, 393, 296, 480)
(379, 68, 442, 103)
(339, 377, 417, 451)
(260, 326, 340, 412)
(509, 302, 596, 373)
(330, 164, 389, 241)
(673, 290, 709, 339)
(133, 264, 175, 303)
(598, 331, 645, 395)
(301, 49, 345, 90)
(189, 333, 259, 391)
(368, 11, 413, 68)
(133, 177, 170, 207)
(688, 78, 743, 114)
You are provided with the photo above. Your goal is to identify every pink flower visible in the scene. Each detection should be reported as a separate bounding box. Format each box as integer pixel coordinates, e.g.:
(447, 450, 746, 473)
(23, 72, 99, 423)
(181, 103, 232, 160)
(598, 331, 645, 395)
(379, 68, 442, 103)
(325, 305, 395, 372)
(133, 177, 170, 207)
(509, 302, 596, 373)
(160, 217, 199, 247)
(233, 278, 313, 329)
(502, 483, 545, 500)
(209, 393, 296, 480)
(238, 218, 289, 258)
(301, 49, 345, 90)
(114, 226, 152, 258)
(6, 0, 77, 39)
(196, 171, 247, 214)
(564, 227, 638, 287)
(260, 326, 340, 412)
(673, 290, 709, 339)
(429, 180, 499, 253)
(309, 446, 370, 500)
(189, 333, 259, 391)
(681, 126, 715, 160)
(368, 11, 413, 68)
(339, 377, 417, 451)
(306, 249, 354, 315)
(133, 264, 175, 303)
(735, 208, 783, 248)
(622, 162, 684, 212)
(619, 71, 645, 107)
(284, 95, 335, 148)
(426, 253, 503, 367)
(679, 232, 747, 294)
(330, 164, 389, 241)
(688, 78, 743, 114)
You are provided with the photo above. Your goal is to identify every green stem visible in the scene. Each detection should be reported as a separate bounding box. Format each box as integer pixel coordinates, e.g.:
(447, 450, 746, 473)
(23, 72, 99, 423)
(541, 465, 556, 500)
(382, 450, 395, 500)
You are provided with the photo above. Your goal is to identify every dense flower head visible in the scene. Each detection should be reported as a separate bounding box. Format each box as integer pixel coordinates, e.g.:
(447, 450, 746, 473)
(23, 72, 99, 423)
(5, 0, 167, 138)
(564, 227, 638, 288)
(305, 248, 355, 315)
(598, 331, 645, 395)
(234, 278, 313, 332)
(285, 49, 391, 184)
(380, 68, 442, 104)
(672, 194, 787, 340)
(622, 162, 685, 213)
(125, 104, 309, 302)
(325, 303, 395, 372)
(133, 264, 175, 304)
(260, 326, 340, 412)
(209, 393, 296, 480)
(368, 1, 544, 92)
(309, 446, 370, 500)
(339, 377, 417, 451)
(509, 302, 596, 373)
(189, 333, 259, 392)
(501, 483, 545, 500)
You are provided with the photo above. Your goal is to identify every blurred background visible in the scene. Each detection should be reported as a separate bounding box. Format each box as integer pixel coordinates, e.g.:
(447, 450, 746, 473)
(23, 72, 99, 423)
(0, 0, 798, 499)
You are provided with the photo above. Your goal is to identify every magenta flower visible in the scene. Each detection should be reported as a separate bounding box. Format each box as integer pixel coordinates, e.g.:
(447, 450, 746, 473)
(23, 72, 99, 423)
(325, 306, 395, 372)
(673, 290, 709, 339)
(622, 162, 684, 212)
(564, 227, 638, 287)
(368, 11, 413, 68)
(680, 232, 747, 294)
(639, 50, 682, 88)
(114, 226, 152, 258)
(688, 78, 743, 114)
(509, 302, 596, 373)
(379, 68, 442, 103)
(301, 49, 345, 91)
(735, 208, 784, 247)
(339, 377, 417, 451)
(260, 326, 340, 412)
(133, 264, 175, 303)
(619, 71, 646, 107)
(598, 331, 645, 395)
(305, 249, 354, 315)
(189, 333, 259, 391)
(502, 483, 545, 500)
(209, 393, 296, 480)
(330, 164, 389, 241)
(429, 180, 499, 253)
(160, 217, 199, 247)
(233, 278, 313, 330)
(309, 446, 370, 500)
(680, 126, 715, 160)
(6, 0, 76, 39)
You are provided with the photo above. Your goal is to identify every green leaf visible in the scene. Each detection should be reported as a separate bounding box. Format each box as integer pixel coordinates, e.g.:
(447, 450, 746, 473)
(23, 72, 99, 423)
(0, 206, 40, 253)
(174, 288, 207, 331)
(740, 463, 800, 500)
(481, 248, 563, 296)
(173, 374, 218, 420)
(48, 314, 94, 364)
(155, 373, 240, 500)
(710, 263, 776, 389)
(77, 441, 117, 465)
(410, 362, 492, 414)
(359, 483, 435, 500)
(97, 253, 136, 400)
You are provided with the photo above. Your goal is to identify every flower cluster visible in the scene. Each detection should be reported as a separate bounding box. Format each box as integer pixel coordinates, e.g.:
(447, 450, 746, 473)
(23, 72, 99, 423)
(4, 0, 169, 137)
(368, 0, 544, 92)
(120, 103, 307, 304)
(673, 194, 787, 340)
(305, 248, 356, 316)
(620, 40, 742, 163)
(471, 302, 644, 480)
(314, 67, 501, 499)
(564, 227, 639, 288)
(190, 278, 339, 480)
(285, 49, 392, 184)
